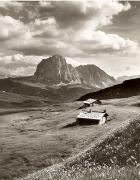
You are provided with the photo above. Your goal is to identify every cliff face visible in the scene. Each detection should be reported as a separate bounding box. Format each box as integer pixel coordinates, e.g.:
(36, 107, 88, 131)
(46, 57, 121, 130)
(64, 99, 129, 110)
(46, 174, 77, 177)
(34, 55, 80, 85)
(33, 55, 115, 87)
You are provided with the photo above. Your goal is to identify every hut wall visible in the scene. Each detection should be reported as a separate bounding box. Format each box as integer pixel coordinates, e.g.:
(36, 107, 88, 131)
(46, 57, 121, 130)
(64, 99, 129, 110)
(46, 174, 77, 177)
(76, 118, 99, 125)
(99, 117, 106, 125)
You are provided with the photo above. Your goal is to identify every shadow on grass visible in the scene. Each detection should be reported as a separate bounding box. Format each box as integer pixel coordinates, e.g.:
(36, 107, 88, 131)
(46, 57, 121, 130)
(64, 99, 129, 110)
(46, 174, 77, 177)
(62, 120, 99, 128)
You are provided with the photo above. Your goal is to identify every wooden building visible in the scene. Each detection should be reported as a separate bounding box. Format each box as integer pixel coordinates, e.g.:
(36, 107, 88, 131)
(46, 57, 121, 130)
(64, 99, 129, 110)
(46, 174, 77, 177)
(77, 110, 108, 125)
(83, 98, 101, 107)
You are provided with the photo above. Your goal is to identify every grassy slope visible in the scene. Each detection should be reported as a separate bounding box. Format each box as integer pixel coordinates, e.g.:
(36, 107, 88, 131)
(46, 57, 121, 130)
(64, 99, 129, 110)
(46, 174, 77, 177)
(15, 97, 140, 180)
(0, 78, 96, 103)
(0, 91, 51, 109)
(20, 109, 140, 180)
(103, 95, 140, 107)
(79, 78, 140, 100)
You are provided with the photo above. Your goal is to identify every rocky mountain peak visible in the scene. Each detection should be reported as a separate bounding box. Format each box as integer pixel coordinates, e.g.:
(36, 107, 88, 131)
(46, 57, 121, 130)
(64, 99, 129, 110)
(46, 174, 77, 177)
(34, 55, 80, 85)
(33, 55, 116, 87)
(40, 55, 67, 66)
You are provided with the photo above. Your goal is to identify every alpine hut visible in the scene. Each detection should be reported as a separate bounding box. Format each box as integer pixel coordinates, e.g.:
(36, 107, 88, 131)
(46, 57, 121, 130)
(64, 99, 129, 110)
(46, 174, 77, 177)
(77, 110, 108, 125)
(83, 98, 101, 107)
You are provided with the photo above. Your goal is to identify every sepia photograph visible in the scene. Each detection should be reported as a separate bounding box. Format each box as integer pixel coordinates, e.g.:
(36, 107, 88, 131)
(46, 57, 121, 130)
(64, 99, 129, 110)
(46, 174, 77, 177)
(0, 0, 140, 179)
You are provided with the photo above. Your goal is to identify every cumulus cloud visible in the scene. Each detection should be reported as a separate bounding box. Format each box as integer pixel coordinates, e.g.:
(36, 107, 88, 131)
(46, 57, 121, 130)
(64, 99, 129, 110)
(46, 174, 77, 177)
(75, 30, 138, 54)
(0, 0, 139, 76)
(0, 54, 43, 76)
(0, 0, 131, 29)
(27, 1, 138, 56)
(0, 1, 136, 56)
(33, 17, 60, 38)
(0, 54, 42, 67)
(66, 57, 85, 67)
(0, 15, 28, 41)
(38, 0, 130, 30)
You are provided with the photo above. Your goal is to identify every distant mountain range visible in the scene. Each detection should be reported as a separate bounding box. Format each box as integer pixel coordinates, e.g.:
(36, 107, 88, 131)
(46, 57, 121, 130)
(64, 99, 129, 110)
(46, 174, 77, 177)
(0, 55, 117, 102)
(1, 55, 140, 102)
(0, 73, 9, 79)
(33, 55, 116, 88)
(117, 75, 140, 83)
(0, 74, 19, 79)
(79, 78, 140, 101)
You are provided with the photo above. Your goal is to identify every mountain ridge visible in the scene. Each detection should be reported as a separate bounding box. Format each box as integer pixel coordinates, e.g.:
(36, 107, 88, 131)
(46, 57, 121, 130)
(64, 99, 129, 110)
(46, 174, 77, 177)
(0, 55, 116, 102)
(33, 55, 116, 88)
(78, 78, 140, 101)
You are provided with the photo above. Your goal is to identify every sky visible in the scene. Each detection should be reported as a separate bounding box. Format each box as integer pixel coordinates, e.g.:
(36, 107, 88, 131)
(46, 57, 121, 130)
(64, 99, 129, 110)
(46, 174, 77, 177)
(0, 0, 140, 78)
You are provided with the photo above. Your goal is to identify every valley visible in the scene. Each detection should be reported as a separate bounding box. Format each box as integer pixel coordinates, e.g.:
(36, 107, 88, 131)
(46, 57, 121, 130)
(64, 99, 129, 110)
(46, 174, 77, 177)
(0, 55, 116, 103)
(0, 1, 140, 179)
(0, 96, 140, 179)
(0, 55, 140, 180)
(0, 78, 97, 104)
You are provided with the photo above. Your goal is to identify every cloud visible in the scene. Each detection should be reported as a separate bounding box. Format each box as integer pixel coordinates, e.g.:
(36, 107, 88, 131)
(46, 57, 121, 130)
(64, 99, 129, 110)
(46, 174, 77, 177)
(33, 17, 60, 38)
(0, 1, 22, 8)
(0, 54, 42, 66)
(38, 1, 130, 29)
(28, 1, 137, 56)
(0, 15, 28, 41)
(66, 57, 84, 67)
(0, 1, 136, 56)
(75, 30, 138, 54)
(0, 54, 43, 76)
(126, 66, 130, 71)
(12, 38, 83, 57)
(0, 0, 139, 77)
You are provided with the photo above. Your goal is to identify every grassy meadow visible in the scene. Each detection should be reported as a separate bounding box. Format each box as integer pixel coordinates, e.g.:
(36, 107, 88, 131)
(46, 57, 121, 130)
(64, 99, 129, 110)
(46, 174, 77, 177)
(0, 95, 140, 180)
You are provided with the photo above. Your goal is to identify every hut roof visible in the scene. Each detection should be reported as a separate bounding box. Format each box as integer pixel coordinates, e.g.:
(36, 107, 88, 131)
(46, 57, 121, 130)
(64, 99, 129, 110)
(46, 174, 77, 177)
(77, 110, 108, 120)
(83, 98, 97, 104)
